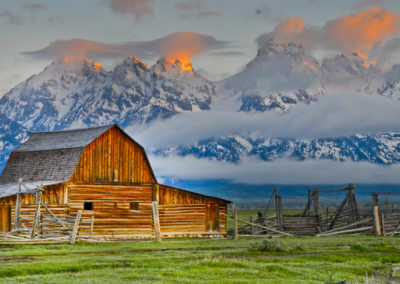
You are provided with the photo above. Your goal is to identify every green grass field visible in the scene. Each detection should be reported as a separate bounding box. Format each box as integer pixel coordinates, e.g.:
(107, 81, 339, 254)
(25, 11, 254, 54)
(0, 236, 399, 283)
(0, 210, 399, 283)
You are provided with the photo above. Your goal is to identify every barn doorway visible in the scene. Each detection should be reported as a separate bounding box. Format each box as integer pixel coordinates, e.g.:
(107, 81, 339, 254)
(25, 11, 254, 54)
(205, 204, 219, 232)
(0, 206, 11, 232)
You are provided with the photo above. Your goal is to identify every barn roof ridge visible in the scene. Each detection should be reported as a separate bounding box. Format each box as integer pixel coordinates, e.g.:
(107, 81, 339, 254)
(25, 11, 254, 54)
(28, 124, 116, 135)
(16, 124, 115, 152)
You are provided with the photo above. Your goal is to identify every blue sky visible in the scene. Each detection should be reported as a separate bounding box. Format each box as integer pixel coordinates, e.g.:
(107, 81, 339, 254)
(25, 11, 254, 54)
(1, 0, 400, 95)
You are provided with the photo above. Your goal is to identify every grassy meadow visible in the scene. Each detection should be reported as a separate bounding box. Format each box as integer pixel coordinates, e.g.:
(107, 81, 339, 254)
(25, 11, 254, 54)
(0, 211, 399, 283)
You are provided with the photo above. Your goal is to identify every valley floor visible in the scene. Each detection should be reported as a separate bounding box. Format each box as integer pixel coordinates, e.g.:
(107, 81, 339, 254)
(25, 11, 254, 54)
(0, 235, 399, 283)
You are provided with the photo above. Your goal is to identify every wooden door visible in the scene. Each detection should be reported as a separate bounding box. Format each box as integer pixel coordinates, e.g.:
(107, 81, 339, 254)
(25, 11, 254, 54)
(205, 204, 219, 232)
(0, 206, 11, 232)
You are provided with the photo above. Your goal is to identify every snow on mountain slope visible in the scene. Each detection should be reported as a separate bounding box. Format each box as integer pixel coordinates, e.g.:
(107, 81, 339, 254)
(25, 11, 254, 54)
(0, 56, 216, 131)
(0, 115, 28, 172)
(0, 58, 105, 131)
(153, 133, 400, 165)
(220, 41, 325, 112)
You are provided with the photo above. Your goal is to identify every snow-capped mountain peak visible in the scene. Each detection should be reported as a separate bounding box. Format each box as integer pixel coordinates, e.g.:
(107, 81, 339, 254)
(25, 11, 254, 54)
(248, 41, 318, 68)
(0, 55, 216, 131)
(151, 56, 196, 78)
(221, 40, 324, 113)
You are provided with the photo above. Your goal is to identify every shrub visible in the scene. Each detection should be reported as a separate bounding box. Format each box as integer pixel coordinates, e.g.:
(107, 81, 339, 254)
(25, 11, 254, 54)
(256, 238, 291, 252)
(350, 242, 368, 252)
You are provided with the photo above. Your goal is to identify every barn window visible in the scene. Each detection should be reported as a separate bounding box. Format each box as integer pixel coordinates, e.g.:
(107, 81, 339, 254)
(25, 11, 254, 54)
(84, 202, 93, 210)
(130, 202, 139, 210)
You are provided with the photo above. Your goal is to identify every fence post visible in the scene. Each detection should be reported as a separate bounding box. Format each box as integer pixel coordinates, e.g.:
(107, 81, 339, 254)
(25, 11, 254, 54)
(314, 187, 320, 216)
(348, 184, 358, 223)
(274, 187, 280, 229)
(31, 188, 42, 239)
(381, 213, 385, 236)
(372, 193, 379, 208)
(13, 178, 22, 235)
(233, 204, 238, 240)
(277, 195, 283, 231)
(307, 188, 311, 216)
(373, 206, 381, 236)
(70, 210, 82, 244)
(249, 216, 254, 235)
(152, 201, 162, 242)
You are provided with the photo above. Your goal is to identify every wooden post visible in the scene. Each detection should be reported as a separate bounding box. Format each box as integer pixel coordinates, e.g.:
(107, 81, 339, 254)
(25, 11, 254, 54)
(233, 204, 238, 240)
(348, 184, 359, 223)
(274, 187, 280, 229)
(249, 216, 254, 235)
(70, 210, 82, 244)
(152, 201, 161, 242)
(372, 193, 379, 208)
(90, 216, 94, 239)
(13, 178, 22, 235)
(277, 195, 283, 231)
(307, 188, 311, 216)
(381, 214, 385, 236)
(314, 187, 320, 216)
(373, 206, 381, 236)
(31, 189, 42, 239)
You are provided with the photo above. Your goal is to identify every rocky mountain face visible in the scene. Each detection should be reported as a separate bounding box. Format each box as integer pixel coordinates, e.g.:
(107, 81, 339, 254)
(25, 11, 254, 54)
(2, 41, 400, 173)
(0, 56, 215, 131)
(221, 41, 400, 113)
(221, 42, 325, 112)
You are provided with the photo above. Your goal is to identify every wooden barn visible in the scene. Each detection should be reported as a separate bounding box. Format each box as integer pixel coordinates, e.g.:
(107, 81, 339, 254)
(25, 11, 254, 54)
(0, 125, 230, 240)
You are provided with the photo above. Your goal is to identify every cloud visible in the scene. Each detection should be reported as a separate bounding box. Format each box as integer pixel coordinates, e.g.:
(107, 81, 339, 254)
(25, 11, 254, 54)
(0, 11, 23, 25)
(352, 0, 386, 11)
(254, 4, 270, 19)
(132, 92, 400, 148)
(149, 154, 400, 185)
(0, 4, 62, 26)
(257, 7, 400, 54)
(22, 3, 47, 12)
(370, 37, 400, 64)
(106, 0, 155, 21)
(23, 32, 230, 61)
(175, 0, 220, 19)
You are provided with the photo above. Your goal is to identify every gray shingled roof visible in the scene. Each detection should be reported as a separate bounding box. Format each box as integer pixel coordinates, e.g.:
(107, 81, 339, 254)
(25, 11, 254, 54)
(0, 125, 114, 184)
(16, 125, 113, 152)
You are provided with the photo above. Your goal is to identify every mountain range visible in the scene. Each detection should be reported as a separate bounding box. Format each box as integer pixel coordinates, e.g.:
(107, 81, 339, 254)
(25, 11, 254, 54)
(1, 40, 400, 173)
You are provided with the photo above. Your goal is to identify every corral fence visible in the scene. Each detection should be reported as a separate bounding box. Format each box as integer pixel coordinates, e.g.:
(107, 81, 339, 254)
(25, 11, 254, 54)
(0, 179, 94, 244)
(232, 184, 399, 238)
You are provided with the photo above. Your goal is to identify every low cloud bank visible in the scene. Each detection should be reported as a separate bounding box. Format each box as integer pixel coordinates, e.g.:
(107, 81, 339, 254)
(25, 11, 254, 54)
(149, 154, 400, 185)
(132, 92, 400, 148)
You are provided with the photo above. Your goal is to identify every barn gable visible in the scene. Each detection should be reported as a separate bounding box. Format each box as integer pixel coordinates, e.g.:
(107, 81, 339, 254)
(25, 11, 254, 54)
(70, 125, 156, 184)
(0, 124, 156, 185)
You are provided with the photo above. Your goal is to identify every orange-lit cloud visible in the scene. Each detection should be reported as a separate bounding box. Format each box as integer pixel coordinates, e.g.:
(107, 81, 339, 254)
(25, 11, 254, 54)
(24, 32, 229, 63)
(325, 7, 400, 53)
(258, 7, 400, 54)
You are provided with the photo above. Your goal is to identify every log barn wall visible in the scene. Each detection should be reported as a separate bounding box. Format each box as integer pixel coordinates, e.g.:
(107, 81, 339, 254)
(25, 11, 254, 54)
(68, 183, 154, 237)
(157, 185, 227, 236)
